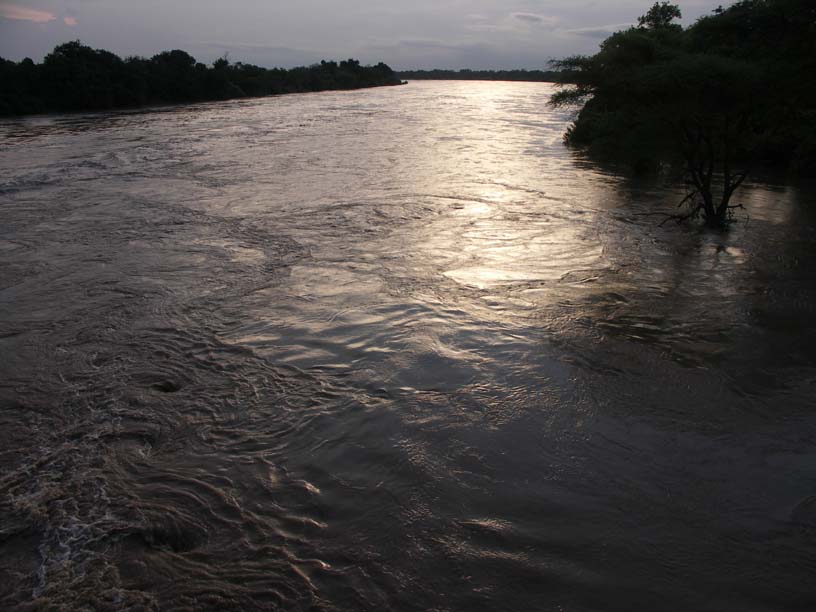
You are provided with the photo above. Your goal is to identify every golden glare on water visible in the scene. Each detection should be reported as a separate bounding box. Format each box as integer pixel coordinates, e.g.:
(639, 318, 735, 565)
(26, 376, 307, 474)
(380, 82, 612, 294)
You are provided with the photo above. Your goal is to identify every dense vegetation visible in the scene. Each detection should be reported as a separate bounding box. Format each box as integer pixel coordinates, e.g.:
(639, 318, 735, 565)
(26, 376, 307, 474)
(0, 41, 402, 116)
(551, 0, 816, 227)
(397, 69, 563, 83)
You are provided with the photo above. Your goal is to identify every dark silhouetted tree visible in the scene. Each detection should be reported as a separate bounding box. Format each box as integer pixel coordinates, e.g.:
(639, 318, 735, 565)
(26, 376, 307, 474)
(638, 2, 683, 30)
(0, 41, 401, 117)
(551, 1, 815, 227)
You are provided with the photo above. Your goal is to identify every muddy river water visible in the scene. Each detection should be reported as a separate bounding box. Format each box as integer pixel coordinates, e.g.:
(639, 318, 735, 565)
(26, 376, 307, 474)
(1, 81, 815, 611)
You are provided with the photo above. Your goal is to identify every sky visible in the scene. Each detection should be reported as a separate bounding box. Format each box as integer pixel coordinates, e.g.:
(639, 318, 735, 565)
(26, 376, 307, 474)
(1, 1, 726, 70)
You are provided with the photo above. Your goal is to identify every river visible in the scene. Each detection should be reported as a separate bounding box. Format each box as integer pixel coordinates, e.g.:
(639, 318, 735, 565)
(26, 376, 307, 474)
(1, 81, 815, 611)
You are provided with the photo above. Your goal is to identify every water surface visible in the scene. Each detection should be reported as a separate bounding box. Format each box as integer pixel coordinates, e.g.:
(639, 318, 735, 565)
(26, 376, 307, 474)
(1, 81, 815, 611)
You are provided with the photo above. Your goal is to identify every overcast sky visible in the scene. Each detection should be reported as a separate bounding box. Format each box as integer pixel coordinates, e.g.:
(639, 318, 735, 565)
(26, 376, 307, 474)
(1, 0, 725, 69)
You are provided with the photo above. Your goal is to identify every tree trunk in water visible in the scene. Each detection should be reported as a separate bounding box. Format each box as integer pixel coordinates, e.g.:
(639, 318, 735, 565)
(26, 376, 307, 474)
(700, 185, 730, 229)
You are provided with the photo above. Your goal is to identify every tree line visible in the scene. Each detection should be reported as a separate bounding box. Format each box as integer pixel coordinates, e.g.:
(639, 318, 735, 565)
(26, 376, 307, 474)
(551, 0, 816, 227)
(397, 69, 564, 83)
(0, 41, 403, 116)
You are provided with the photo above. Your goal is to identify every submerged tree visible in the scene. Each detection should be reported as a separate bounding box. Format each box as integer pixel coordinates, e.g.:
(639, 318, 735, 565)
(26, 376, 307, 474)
(559, 49, 766, 226)
(550, 2, 803, 228)
(655, 56, 767, 226)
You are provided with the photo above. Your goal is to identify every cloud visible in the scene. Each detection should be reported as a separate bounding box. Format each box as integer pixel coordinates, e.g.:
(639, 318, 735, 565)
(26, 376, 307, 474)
(466, 12, 559, 34)
(0, 3, 56, 23)
(64, 16, 77, 26)
(191, 41, 321, 67)
(565, 23, 633, 38)
(364, 38, 554, 71)
(511, 13, 558, 26)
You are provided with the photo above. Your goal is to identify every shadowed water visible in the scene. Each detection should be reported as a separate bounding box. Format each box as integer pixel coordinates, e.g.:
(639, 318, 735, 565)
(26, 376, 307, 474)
(1, 81, 815, 611)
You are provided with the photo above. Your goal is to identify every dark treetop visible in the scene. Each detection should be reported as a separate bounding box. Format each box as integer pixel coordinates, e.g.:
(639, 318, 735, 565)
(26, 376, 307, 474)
(0, 41, 402, 116)
(550, 0, 816, 227)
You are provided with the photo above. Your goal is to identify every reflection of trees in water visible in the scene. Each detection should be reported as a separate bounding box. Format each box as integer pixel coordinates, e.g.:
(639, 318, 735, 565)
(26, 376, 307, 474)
(550, 176, 816, 399)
